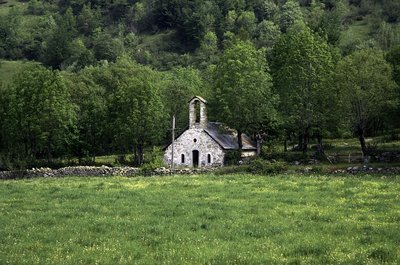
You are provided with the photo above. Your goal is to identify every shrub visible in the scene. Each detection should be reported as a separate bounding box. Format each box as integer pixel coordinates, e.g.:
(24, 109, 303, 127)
(248, 158, 288, 175)
(223, 150, 242, 165)
(141, 147, 166, 173)
(262, 151, 311, 163)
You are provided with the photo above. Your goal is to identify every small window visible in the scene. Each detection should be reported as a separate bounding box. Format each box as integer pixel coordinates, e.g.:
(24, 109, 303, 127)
(181, 154, 185, 164)
(207, 154, 211, 164)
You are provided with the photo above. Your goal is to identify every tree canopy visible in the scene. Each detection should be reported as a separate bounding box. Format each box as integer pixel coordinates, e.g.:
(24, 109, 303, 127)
(271, 23, 336, 152)
(1, 0, 400, 168)
(212, 40, 278, 149)
(335, 49, 397, 156)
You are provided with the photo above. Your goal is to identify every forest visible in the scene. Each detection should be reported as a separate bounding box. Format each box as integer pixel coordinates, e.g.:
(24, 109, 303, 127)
(0, 0, 399, 169)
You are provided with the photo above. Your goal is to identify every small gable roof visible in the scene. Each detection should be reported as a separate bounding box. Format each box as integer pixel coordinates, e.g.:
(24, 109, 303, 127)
(188, 96, 207, 104)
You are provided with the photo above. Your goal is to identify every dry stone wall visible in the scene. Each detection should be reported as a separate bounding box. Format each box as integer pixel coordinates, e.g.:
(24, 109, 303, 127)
(0, 166, 140, 179)
(0, 166, 219, 179)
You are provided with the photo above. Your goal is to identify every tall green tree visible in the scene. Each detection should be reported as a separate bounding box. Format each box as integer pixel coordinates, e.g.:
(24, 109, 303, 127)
(386, 45, 400, 87)
(162, 66, 205, 132)
(109, 58, 167, 165)
(271, 23, 336, 152)
(277, 0, 303, 33)
(0, 8, 24, 59)
(212, 40, 278, 150)
(255, 20, 281, 50)
(44, 8, 77, 69)
(335, 49, 397, 156)
(9, 65, 77, 161)
(0, 83, 12, 158)
(64, 68, 107, 161)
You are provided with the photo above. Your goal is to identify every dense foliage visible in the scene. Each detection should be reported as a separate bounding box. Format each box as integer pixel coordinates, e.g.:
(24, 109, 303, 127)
(0, 0, 400, 168)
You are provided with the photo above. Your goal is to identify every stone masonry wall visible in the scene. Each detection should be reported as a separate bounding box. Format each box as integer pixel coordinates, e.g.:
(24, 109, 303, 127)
(0, 166, 140, 179)
(164, 128, 225, 167)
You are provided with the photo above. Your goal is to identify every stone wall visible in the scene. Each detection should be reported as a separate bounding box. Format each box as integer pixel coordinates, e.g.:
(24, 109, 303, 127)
(0, 166, 219, 179)
(164, 129, 225, 167)
(1, 164, 400, 180)
(0, 166, 140, 179)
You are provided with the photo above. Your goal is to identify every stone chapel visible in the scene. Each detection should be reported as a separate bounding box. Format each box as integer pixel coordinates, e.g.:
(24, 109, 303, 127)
(163, 96, 257, 167)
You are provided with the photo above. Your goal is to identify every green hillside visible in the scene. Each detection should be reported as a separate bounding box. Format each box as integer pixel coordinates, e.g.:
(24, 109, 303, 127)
(1, 0, 399, 70)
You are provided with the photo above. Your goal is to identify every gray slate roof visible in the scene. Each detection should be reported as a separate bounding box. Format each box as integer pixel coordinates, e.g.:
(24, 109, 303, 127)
(204, 122, 256, 150)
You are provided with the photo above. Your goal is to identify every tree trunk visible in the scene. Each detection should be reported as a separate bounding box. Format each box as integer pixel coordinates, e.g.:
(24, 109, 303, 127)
(256, 133, 262, 156)
(357, 127, 367, 157)
(302, 128, 309, 154)
(237, 130, 243, 150)
(284, 139, 287, 152)
(137, 144, 143, 166)
(316, 132, 324, 155)
(298, 133, 303, 151)
(133, 146, 137, 166)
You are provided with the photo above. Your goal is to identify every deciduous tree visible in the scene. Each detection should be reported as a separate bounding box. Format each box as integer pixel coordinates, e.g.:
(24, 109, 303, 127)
(335, 49, 396, 156)
(109, 58, 167, 165)
(271, 23, 336, 153)
(212, 40, 278, 150)
(10, 65, 77, 160)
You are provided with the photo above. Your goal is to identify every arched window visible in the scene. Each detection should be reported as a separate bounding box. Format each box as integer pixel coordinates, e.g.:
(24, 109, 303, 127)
(181, 154, 185, 164)
(207, 154, 211, 164)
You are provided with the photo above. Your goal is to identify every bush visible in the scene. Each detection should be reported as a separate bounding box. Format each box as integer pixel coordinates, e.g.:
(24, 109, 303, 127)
(223, 150, 242, 165)
(141, 147, 166, 173)
(262, 151, 311, 163)
(248, 158, 288, 175)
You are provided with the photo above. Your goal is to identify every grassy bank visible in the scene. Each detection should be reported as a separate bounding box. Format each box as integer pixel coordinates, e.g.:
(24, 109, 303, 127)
(1, 174, 399, 264)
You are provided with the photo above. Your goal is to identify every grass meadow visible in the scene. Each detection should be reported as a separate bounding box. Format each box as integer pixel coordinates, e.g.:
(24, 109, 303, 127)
(0, 174, 399, 264)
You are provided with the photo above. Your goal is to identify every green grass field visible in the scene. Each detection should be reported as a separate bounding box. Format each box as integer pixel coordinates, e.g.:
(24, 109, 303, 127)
(1, 174, 399, 264)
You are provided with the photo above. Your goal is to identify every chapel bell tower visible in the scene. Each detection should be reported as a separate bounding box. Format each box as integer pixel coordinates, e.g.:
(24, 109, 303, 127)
(189, 96, 207, 129)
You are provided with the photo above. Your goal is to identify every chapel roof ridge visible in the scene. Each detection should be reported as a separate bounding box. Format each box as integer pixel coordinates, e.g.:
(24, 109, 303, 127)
(188, 96, 207, 103)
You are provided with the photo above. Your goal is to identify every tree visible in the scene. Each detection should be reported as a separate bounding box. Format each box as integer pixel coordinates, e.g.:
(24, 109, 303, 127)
(9, 65, 77, 161)
(386, 45, 400, 87)
(196, 31, 219, 68)
(0, 8, 24, 59)
(255, 20, 281, 50)
(236, 11, 257, 40)
(43, 8, 77, 69)
(271, 23, 336, 153)
(76, 4, 101, 36)
(162, 66, 205, 132)
(316, 0, 346, 45)
(0, 83, 12, 155)
(252, 0, 278, 21)
(211, 40, 278, 150)
(108, 58, 167, 165)
(64, 68, 107, 161)
(277, 0, 303, 33)
(335, 49, 396, 156)
(376, 22, 400, 50)
(92, 28, 124, 62)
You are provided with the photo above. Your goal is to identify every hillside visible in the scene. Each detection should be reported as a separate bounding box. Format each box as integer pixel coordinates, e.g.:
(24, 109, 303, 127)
(1, 0, 399, 71)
